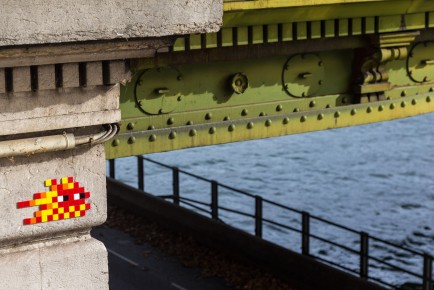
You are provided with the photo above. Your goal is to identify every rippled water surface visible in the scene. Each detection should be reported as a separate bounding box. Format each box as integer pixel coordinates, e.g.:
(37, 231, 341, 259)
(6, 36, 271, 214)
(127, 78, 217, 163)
(114, 113, 434, 287)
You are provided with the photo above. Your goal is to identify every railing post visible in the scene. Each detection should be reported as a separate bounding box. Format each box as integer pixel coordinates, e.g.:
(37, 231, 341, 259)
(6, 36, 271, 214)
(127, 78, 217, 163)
(360, 232, 369, 279)
(255, 196, 263, 238)
(172, 167, 180, 205)
(423, 254, 433, 290)
(301, 211, 310, 256)
(137, 156, 144, 191)
(211, 180, 219, 220)
(109, 159, 115, 178)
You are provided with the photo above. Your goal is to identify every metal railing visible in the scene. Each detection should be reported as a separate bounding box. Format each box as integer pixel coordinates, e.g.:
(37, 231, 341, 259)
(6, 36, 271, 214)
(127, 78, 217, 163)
(108, 157, 433, 290)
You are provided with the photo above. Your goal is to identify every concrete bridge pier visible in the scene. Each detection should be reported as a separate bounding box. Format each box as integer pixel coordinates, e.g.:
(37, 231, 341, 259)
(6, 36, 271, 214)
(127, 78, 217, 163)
(0, 1, 221, 288)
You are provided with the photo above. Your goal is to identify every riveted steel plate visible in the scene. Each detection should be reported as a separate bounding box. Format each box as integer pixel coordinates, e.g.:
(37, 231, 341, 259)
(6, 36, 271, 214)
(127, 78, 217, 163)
(282, 54, 324, 98)
(407, 42, 434, 83)
(134, 67, 183, 115)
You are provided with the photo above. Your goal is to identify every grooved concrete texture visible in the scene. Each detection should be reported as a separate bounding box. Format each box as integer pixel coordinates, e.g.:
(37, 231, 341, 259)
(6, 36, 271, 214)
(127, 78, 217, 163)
(0, 144, 106, 248)
(0, 236, 108, 290)
(0, 0, 223, 46)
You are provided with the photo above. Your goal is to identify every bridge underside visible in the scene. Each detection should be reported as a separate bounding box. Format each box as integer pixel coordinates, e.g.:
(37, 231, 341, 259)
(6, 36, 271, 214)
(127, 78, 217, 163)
(107, 2, 434, 158)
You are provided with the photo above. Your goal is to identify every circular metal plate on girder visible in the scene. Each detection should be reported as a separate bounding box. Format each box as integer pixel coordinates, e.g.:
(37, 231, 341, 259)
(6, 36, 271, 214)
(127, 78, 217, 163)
(407, 42, 434, 83)
(282, 54, 324, 98)
(134, 67, 183, 115)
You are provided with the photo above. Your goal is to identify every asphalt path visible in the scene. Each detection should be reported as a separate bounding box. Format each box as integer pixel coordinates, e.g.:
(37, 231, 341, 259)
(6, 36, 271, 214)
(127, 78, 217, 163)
(92, 227, 234, 290)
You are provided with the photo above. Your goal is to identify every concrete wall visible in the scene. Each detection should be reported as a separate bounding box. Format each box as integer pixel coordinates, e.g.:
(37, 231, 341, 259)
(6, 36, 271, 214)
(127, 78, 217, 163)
(0, 0, 222, 46)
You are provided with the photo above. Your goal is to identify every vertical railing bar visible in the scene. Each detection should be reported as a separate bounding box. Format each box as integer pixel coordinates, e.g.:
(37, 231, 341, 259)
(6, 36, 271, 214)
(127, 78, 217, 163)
(301, 211, 310, 256)
(255, 196, 263, 238)
(109, 159, 115, 179)
(360, 232, 369, 279)
(172, 167, 180, 205)
(423, 254, 433, 290)
(211, 180, 219, 220)
(137, 156, 144, 191)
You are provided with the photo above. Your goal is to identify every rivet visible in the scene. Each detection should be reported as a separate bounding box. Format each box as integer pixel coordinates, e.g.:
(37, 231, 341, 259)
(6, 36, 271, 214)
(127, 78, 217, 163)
(309, 101, 316, 108)
(378, 105, 384, 111)
(138, 100, 143, 106)
(367, 107, 372, 113)
(318, 80, 323, 85)
(228, 124, 235, 132)
(318, 61, 323, 67)
(224, 116, 231, 121)
(259, 112, 266, 117)
(112, 139, 120, 146)
(186, 121, 194, 125)
(401, 101, 407, 108)
(265, 119, 272, 127)
(342, 97, 348, 104)
(209, 127, 216, 134)
(177, 75, 183, 81)
(430, 87, 434, 92)
(423, 76, 428, 82)
(427, 96, 432, 102)
(293, 108, 300, 113)
(167, 118, 175, 125)
(247, 122, 254, 129)
(189, 129, 197, 137)
(301, 92, 306, 97)
(149, 134, 157, 142)
(276, 104, 283, 112)
(283, 117, 289, 124)
(148, 125, 155, 130)
(411, 99, 417, 105)
(177, 96, 182, 101)
(351, 109, 357, 115)
(334, 111, 341, 118)
(325, 104, 331, 108)
(127, 123, 135, 130)
(390, 103, 396, 110)
(205, 113, 212, 120)
(300, 115, 307, 122)
(401, 91, 406, 97)
(169, 131, 177, 139)
(241, 109, 249, 116)
(128, 136, 136, 144)
(317, 113, 324, 120)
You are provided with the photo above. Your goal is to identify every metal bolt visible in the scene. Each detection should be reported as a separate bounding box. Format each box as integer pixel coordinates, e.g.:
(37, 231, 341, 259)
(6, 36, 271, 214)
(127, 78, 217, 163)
(300, 115, 307, 122)
(247, 122, 254, 129)
(334, 111, 341, 118)
(209, 127, 216, 134)
(167, 118, 175, 125)
(259, 112, 266, 117)
(148, 125, 155, 130)
(177, 75, 183, 81)
(283, 117, 289, 124)
(112, 139, 120, 146)
(127, 123, 135, 130)
(325, 104, 331, 108)
(138, 100, 143, 106)
(401, 91, 406, 97)
(427, 96, 432, 103)
(228, 124, 235, 132)
(390, 103, 396, 110)
(149, 134, 157, 142)
(430, 87, 434, 92)
(241, 109, 249, 116)
(378, 105, 384, 111)
(401, 101, 407, 107)
(186, 121, 194, 125)
(367, 107, 373, 113)
(265, 119, 272, 127)
(301, 92, 306, 97)
(276, 104, 283, 112)
(189, 129, 197, 137)
(309, 101, 316, 108)
(205, 113, 212, 120)
(177, 96, 182, 101)
(224, 116, 231, 121)
(423, 76, 428, 82)
(318, 61, 323, 67)
(293, 108, 300, 113)
(412, 99, 417, 105)
(169, 131, 177, 139)
(128, 136, 136, 144)
(351, 109, 357, 115)
(317, 113, 324, 120)
(318, 80, 323, 85)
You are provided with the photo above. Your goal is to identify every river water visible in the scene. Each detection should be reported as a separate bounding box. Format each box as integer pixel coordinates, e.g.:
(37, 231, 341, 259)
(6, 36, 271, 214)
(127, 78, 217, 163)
(113, 113, 434, 287)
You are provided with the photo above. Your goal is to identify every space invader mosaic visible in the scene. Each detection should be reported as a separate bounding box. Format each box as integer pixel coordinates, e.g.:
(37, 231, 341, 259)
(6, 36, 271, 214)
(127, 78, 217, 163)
(17, 177, 91, 225)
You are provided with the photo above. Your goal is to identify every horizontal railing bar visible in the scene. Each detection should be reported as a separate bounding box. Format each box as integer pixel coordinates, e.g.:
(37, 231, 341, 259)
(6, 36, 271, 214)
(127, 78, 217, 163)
(217, 183, 256, 198)
(262, 218, 302, 234)
(178, 196, 211, 207)
(310, 255, 360, 275)
(369, 235, 426, 256)
(156, 194, 174, 199)
(309, 215, 360, 234)
(179, 200, 213, 215)
(219, 205, 255, 219)
(262, 199, 303, 214)
(309, 233, 360, 255)
(368, 256, 423, 279)
(140, 156, 173, 169)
